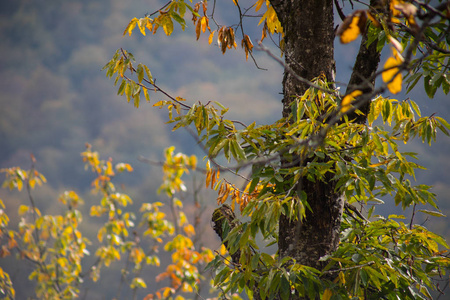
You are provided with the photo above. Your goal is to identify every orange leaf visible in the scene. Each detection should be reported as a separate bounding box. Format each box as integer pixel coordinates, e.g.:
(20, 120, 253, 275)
(183, 224, 195, 237)
(200, 16, 208, 33)
(341, 90, 363, 113)
(202, 0, 207, 15)
(195, 18, 201, 40)
(261, 22, 268, 42)
(367, 11, 381, 27)
(337, 11, 366, 44)
(255, 0, 265, 12)
(208, 30, 215, 44)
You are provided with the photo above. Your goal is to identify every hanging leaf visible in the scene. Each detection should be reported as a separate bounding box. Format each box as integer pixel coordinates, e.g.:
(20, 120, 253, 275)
(208, 30, 215, 44)
(341, 90, 362, 113)
(123, 18, 138, 36)
(337, 10, 367, 44)
(241, 35, 254, 61)
(382, 49, 403, 94)
(161, 15, 174, 36)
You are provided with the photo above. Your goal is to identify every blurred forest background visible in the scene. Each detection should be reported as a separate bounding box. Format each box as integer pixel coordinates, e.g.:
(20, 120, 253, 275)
(0, 0, 449, 298)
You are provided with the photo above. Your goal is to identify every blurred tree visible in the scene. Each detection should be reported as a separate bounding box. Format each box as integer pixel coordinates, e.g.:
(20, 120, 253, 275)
(0, 146, 214, 300)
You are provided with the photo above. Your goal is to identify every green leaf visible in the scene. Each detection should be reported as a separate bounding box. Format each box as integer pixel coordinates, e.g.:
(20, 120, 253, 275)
(170, 11, 186, 30)
(409, 100, 421, 117)
(382, 100, 391, 124)
(137, 64, 144, 83)
(143, 65, 153, 84)
(418, 209, 446, 217)
(161, 15, 174, 36)
(406, 72, 422, 94)
(424, 75, 438, 98)
(231, 140, 246, 161)
(117, 80, 126, 95)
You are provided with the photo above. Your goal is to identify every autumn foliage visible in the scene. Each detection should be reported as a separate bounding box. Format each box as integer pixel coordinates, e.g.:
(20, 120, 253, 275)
(2, 0, 450, 299)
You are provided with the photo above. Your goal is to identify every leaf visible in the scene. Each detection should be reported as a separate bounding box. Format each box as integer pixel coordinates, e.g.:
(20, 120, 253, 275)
(18, 205, 29, 216)
(200, 16, 208, 33)
(183, 224, 196, 237)
(322, 289, 333, 300)
(410, 99, 421, 117)
(382, 56, 403, 94)
(208, 30, 215, 44)
(138, 18, 147, 36)
(162, 15, 174, 36)
(137, 64, 144, 83)
(341, 90, 362, 113)
(143, 65, 153, 84)
(418, 209, 446, 217)
(424, 75, 438, 98)
(255, 0, 265, 12)
(123, 18, 138, 36)
(171, 12, 186, 30)
(337, 10, 367, 44)
(195, 17, 201, 40)
(241, 35, 254, 61)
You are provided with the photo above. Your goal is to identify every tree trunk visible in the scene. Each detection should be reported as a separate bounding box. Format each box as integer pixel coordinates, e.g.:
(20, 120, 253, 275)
(271, 0, 343, 270)
(271, 0, 381, 274)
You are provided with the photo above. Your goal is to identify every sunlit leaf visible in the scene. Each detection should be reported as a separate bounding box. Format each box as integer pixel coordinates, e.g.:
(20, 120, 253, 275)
(418, 209, 446, 217)
(337, 11, 367, 44)
(341, 90, 362, 113)
(123, 18, 138, 36)
(382, 50, 403, 94)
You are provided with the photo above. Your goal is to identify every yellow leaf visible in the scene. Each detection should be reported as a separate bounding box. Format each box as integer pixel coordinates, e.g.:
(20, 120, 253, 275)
(338, 271, 346, 284)
(16, 179, 23, 191)
(338, 14, 361, 44)
(341, 90, 362, 113)
(145, 18, 153, 31)
(255, 0, 265, 12)
(189, 155, 197, 169)
(367, 11, 381, 27)
(57, 257, 67, 268)
(322, 289, 333, 300)
(138, 18, 147, 36)
(123, 18, 138, 36)
(382, 54, 403, 94)
(201, 16, 208, 33)
(206, 169, 212, 188)
(163, 287, 173, 298)
(369, 160, 390, 168)
(208, 30, 215, 44)
(219, 244, 227, 255)
(183, 224, 195, 237)
(390, 0, 404, 17)
(18, 205, 28, 216)
(162, 16, 174, 36)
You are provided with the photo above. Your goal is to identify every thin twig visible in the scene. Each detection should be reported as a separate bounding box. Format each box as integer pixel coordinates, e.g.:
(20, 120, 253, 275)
(257, 42, 338, 96)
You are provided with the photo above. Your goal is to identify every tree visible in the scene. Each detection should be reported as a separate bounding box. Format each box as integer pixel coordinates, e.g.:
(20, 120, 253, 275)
(1, 0, 450, 299)
(0, 146, 217, 299)
(103, 0, 450, 298)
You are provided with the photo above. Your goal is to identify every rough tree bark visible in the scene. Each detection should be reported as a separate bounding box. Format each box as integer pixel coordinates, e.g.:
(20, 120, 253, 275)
(270, 0, 341, 271)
